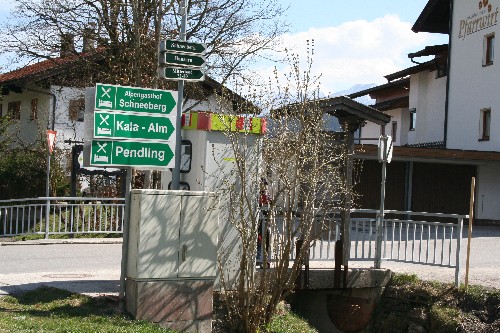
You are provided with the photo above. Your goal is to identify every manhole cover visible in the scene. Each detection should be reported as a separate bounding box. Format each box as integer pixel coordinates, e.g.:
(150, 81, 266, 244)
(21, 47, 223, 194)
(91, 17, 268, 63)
(42, 273, 93, 279)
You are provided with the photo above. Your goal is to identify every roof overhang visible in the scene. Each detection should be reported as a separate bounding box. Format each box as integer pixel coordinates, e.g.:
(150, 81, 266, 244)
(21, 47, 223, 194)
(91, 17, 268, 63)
(385, 59, 438, 81)
(408, 44, 448, 58)
(0, 50, 252, 111)
(0, 52, 105, 94)
(412, 0, 451, 34)
(348, 78, 410, 99)
(372, 96, 409, 112)
(355, 144, 500, 163)
(319, 96, 391, 126)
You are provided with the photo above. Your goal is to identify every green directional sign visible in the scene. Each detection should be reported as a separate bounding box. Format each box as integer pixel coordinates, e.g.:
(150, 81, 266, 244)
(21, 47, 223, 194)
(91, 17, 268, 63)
(94, 111, 175, 141)
(162, 40, 206, 54)
(161, 67, 205, 81)
(95, 84, 177, 115)
(163, 53, 205, 68)
(90, 140, 174, 168)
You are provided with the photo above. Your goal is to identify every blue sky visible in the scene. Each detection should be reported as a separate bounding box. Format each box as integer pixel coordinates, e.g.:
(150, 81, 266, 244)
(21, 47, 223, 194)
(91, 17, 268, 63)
(255, 0, 449, 95)
(0, 0, 447, 94)
(280, 0, 437, 33)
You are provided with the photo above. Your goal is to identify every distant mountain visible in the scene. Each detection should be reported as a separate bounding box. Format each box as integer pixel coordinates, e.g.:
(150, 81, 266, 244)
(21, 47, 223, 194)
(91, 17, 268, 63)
(329, 83, 376, 106)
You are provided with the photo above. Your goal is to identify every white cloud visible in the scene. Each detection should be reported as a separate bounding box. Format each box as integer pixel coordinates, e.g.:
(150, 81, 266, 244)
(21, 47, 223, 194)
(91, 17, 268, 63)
(251, 14, 447, 96)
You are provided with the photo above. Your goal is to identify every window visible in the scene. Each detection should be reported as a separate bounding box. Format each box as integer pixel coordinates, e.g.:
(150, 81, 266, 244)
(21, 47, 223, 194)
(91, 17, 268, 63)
(479, 108, 491, 141)
(483, 33, 495, 66)
(30, 99, 38, 120)
(409, 108, 416, 131)
(7, 101, 21, 120)
(391, 121, 398, 142)
(69, 98, 85, 122)
(435, 63, 447, 78)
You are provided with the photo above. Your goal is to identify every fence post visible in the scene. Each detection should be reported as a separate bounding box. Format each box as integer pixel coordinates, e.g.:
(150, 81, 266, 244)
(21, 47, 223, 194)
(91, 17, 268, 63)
(45, 198, 50, 239)
(374, 212, 383, 268)
(455, 217, 464, 287)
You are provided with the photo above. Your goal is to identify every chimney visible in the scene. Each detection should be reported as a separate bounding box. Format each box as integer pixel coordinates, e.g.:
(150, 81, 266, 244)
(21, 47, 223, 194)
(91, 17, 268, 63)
(82, 23, 96, 53)
(60, 33, 75, 57)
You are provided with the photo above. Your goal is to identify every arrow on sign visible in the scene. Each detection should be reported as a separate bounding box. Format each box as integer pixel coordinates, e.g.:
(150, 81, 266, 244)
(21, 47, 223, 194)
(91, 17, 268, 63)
(161, 67, 205, 81)
(161, 40, 206, 54)
(162, 53, 205, 68)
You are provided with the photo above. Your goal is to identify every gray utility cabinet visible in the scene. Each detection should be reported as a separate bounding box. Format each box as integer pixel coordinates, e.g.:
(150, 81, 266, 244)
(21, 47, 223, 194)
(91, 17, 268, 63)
(126, 190, 218, 332)
(127, 189, 218, 280)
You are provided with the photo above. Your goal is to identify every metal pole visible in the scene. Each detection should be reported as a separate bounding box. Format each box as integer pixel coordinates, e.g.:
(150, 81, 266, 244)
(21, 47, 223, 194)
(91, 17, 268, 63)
(342, 129, 354, 266)
(45, 152, 51, 239)
(171, 0, 188, 190)
(119, 167, 133, 311)
(455, 217, 464, 287)
(464, 177, 475, 289)
(375, 136, 388, 268)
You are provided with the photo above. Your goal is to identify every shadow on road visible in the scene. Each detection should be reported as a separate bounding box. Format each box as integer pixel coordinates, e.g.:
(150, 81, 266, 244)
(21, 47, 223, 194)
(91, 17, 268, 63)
(0, 279, 120, 297)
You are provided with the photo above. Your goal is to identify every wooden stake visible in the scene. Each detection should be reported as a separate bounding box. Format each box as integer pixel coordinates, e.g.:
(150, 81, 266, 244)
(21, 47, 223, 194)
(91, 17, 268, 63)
(465, 177, 475, 290)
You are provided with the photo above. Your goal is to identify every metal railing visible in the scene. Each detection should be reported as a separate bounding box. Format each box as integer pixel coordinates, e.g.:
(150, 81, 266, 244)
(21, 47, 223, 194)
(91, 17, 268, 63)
(0, 197, 125, 238)
(266, 209, 466, 286)
(1, 197, 466, 286)
(349, 210, 466, 287)
(350, 210, 465, 265)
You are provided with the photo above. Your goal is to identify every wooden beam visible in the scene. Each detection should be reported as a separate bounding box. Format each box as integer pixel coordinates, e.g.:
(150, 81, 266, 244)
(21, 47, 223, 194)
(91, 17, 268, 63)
(355, 144, 500, 162)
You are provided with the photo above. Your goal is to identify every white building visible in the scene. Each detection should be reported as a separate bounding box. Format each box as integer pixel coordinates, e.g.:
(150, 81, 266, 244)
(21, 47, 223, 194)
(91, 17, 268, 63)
(0, 51, 241, 196)
(350, 0, 500, 223)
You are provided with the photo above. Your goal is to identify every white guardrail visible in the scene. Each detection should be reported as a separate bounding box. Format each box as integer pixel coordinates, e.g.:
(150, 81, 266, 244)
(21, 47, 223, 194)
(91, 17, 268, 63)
(0, 197, 125, 238)
(263, 209, 467, 287)
(0, 198, 466, 286)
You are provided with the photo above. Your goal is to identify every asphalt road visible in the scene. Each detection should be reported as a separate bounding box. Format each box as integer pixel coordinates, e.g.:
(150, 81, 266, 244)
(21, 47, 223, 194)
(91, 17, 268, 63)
(0, 240, 122, 296)
(0, 225, 498, 296)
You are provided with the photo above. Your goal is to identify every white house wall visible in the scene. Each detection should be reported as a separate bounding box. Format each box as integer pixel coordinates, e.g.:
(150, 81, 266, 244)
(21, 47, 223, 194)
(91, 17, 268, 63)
(0, 85, 87, 151)
(408, 71, 446, 145)
(0, 86, 51, 146)
(184, 94, 232, 114)
(476, 162, 500, 220)
(360, 108, 404, 145)
(390, 108, 405, 145)
(50, 86, 86, 148)
(448, 0, 500, 150)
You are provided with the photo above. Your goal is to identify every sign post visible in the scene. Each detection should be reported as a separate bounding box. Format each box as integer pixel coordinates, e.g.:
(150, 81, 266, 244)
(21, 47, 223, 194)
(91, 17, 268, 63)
(375, 135, 392, 268)
(85, 84, 178, 309)
(86, 84, 178, 169)
(90, 140, 175, 168)
(47, 130, 57, 154)
(157, 0, 206, 188)
(94, 84, 177, 115)
(160, 67, 205, 81)
(45, 130, 57, 239)
(161, 40, 207, 54)
(94, 111, 175, 141)
(170, 0, 189, 190)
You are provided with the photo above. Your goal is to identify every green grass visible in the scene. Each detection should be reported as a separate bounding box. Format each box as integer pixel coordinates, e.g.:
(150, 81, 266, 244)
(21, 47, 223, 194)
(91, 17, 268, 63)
(390, 273, 420, 286)
(429, 305, 461, 332)
(0, 287, 175, 333)
(1, 288, 316, 333)
(265, 302, 318, 333)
